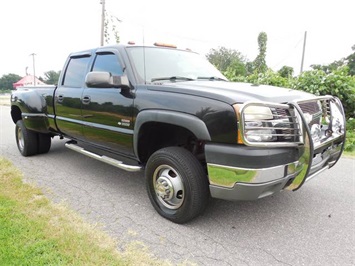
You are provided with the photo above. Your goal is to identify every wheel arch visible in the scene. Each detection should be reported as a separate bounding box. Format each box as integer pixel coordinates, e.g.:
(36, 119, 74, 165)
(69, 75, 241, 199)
(134, 110, 211, 163)
(11, 105, 22, 123)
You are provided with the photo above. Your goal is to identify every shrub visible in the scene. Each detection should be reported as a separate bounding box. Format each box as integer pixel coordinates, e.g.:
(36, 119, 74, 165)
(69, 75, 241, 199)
(345, 118, 355, 152)
(225, 66, 355, 120)
(292, 67, 355, 119)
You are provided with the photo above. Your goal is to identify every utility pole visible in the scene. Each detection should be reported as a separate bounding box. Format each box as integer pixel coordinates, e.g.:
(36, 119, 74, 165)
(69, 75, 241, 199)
(300, 31, 307, 74)
(29, 53, 36, 86)
(100, 0, 106, 46)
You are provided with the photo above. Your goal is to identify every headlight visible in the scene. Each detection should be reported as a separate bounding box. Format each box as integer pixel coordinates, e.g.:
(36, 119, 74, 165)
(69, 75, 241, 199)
(243, 106, 276, 142)
(243, 106, 274, 121)
(234, 102, 303, 147)
(244, 121, 277, 142)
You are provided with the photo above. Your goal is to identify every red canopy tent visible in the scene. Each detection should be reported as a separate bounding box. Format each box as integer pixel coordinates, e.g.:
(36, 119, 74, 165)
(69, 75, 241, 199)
(13, 75, 46, 89)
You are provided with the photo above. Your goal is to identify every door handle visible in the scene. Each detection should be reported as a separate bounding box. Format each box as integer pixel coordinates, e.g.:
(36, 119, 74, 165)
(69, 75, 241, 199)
(82, 96, 91, 104)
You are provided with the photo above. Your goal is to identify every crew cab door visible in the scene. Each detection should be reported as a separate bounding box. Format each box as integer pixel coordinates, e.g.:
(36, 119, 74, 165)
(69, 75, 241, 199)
(54, 53, 91, 139)
(81, 50, 134, 156)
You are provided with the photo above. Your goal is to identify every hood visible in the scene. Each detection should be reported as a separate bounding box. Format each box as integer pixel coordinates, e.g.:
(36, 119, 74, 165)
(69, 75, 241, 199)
(148, 81, 316, 104)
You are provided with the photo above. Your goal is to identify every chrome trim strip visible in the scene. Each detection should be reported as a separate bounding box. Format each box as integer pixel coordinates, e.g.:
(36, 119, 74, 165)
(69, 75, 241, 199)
(209, 177, 291, 201)
(56, 116, 134, 135)
(22, 112, 47, 118)
(207, 161, 302, 188)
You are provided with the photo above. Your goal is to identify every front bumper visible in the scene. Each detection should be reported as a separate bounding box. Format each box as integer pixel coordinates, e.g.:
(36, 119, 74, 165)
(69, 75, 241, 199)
(206, 96, 346, 201)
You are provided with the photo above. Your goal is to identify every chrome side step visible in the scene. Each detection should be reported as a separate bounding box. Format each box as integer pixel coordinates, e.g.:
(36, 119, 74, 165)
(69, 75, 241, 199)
(65, 143, 142, 172)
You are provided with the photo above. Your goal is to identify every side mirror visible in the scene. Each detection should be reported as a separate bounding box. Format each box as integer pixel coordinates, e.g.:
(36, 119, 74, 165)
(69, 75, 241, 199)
(85, 71, 130, 89)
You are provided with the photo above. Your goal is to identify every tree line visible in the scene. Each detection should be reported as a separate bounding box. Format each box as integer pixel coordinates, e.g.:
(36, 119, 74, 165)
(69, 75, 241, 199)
(0, 70, 61, 91)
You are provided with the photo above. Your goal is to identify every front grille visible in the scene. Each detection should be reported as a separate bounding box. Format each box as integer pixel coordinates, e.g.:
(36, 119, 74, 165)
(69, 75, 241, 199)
(299, 101, 322, 127)
(299, 101, 321, 115)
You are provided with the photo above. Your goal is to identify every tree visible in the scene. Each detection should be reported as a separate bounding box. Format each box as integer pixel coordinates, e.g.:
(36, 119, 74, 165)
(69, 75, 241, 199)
(0, 73, 22, 90)
(253, 32, 268, 74)
(311, 60, 344, 74)
(104, 12, 120, 44)
(310, 44, 354, 75)
(346, 44, 355, 76)
(206, 47, 246, 73)
(44, 70, 61, 85)
(278, 66, 294, 78)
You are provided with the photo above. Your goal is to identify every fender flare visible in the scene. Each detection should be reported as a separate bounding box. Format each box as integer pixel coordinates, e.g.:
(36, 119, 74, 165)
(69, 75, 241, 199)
(134, 110, 211, 158)
(11, 90, 50, 133)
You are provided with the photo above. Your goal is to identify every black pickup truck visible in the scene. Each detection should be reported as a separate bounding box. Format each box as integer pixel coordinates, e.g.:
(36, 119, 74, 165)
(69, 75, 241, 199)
(11, 43, 346, 223)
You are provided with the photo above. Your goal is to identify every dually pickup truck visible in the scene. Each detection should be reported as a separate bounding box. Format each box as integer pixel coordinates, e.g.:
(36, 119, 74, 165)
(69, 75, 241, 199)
(11, 43, 346, 223)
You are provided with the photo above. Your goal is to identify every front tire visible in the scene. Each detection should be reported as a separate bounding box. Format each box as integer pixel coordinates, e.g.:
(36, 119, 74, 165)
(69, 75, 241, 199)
(145, 147, 209, 224)
(15, 120, 38, 157)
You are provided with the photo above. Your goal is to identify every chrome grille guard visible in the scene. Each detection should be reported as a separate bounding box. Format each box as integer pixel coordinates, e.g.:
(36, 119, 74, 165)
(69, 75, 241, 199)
(238, 95, 346, 191)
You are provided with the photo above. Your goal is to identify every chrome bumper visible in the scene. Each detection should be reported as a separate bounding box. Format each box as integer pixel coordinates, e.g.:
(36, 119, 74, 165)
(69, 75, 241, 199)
(207, 96, 346, 201)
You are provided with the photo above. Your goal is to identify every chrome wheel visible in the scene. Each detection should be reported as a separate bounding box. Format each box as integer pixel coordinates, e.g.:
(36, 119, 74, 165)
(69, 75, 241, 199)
(17, 127, 24, 152)
(153, 165, 184, 209)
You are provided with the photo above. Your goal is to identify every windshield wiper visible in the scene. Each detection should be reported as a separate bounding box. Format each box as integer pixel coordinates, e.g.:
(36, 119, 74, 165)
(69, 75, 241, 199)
(151, 76, 195, 82)
(197, 76, 228, 81)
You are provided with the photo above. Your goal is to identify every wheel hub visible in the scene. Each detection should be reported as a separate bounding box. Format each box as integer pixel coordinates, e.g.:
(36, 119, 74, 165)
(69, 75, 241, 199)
(156, 176, 174, 200)
(17, 127, 24, 151)
(153, 165, 184, 209)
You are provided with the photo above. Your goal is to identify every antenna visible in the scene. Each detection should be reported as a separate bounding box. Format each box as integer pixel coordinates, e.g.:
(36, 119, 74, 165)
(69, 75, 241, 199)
(142, 26, 147, 84)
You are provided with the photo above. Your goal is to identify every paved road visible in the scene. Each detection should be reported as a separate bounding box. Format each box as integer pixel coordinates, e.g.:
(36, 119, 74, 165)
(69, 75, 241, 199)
(1, 105, 354, 265)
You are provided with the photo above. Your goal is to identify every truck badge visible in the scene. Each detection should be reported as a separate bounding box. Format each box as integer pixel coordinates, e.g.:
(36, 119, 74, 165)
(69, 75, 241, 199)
(118, 119, 130, 127)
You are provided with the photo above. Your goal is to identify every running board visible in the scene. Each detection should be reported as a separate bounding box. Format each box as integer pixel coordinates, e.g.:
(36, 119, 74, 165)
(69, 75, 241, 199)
(65, 143, 142, 172)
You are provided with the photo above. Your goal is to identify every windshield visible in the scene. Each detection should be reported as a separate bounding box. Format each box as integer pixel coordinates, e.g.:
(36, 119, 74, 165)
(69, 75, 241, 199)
(126, 47, 227, 83)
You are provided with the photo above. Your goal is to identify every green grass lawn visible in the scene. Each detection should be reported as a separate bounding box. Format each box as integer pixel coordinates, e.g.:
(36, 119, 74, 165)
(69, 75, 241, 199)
(0, 157, 171, 266)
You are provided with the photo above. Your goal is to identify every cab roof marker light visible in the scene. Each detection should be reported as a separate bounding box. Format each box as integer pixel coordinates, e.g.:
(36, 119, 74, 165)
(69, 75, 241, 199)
(153, 42, 177, 48)
(127, 41, 135, 45)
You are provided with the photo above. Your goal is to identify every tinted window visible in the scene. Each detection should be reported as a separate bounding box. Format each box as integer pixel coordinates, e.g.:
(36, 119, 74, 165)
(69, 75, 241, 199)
(127, 47, 226, 82)
(92, 53, 123, 76)
(63, 56, 91, 87)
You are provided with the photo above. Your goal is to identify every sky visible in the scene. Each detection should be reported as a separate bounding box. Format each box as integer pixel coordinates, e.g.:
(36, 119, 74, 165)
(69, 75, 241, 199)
(0, 0, 354, 79)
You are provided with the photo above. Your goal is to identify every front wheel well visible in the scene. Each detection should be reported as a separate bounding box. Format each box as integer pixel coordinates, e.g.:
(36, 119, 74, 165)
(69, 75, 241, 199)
(11, 106, 22, 123)
(137, 122, 205, 164)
